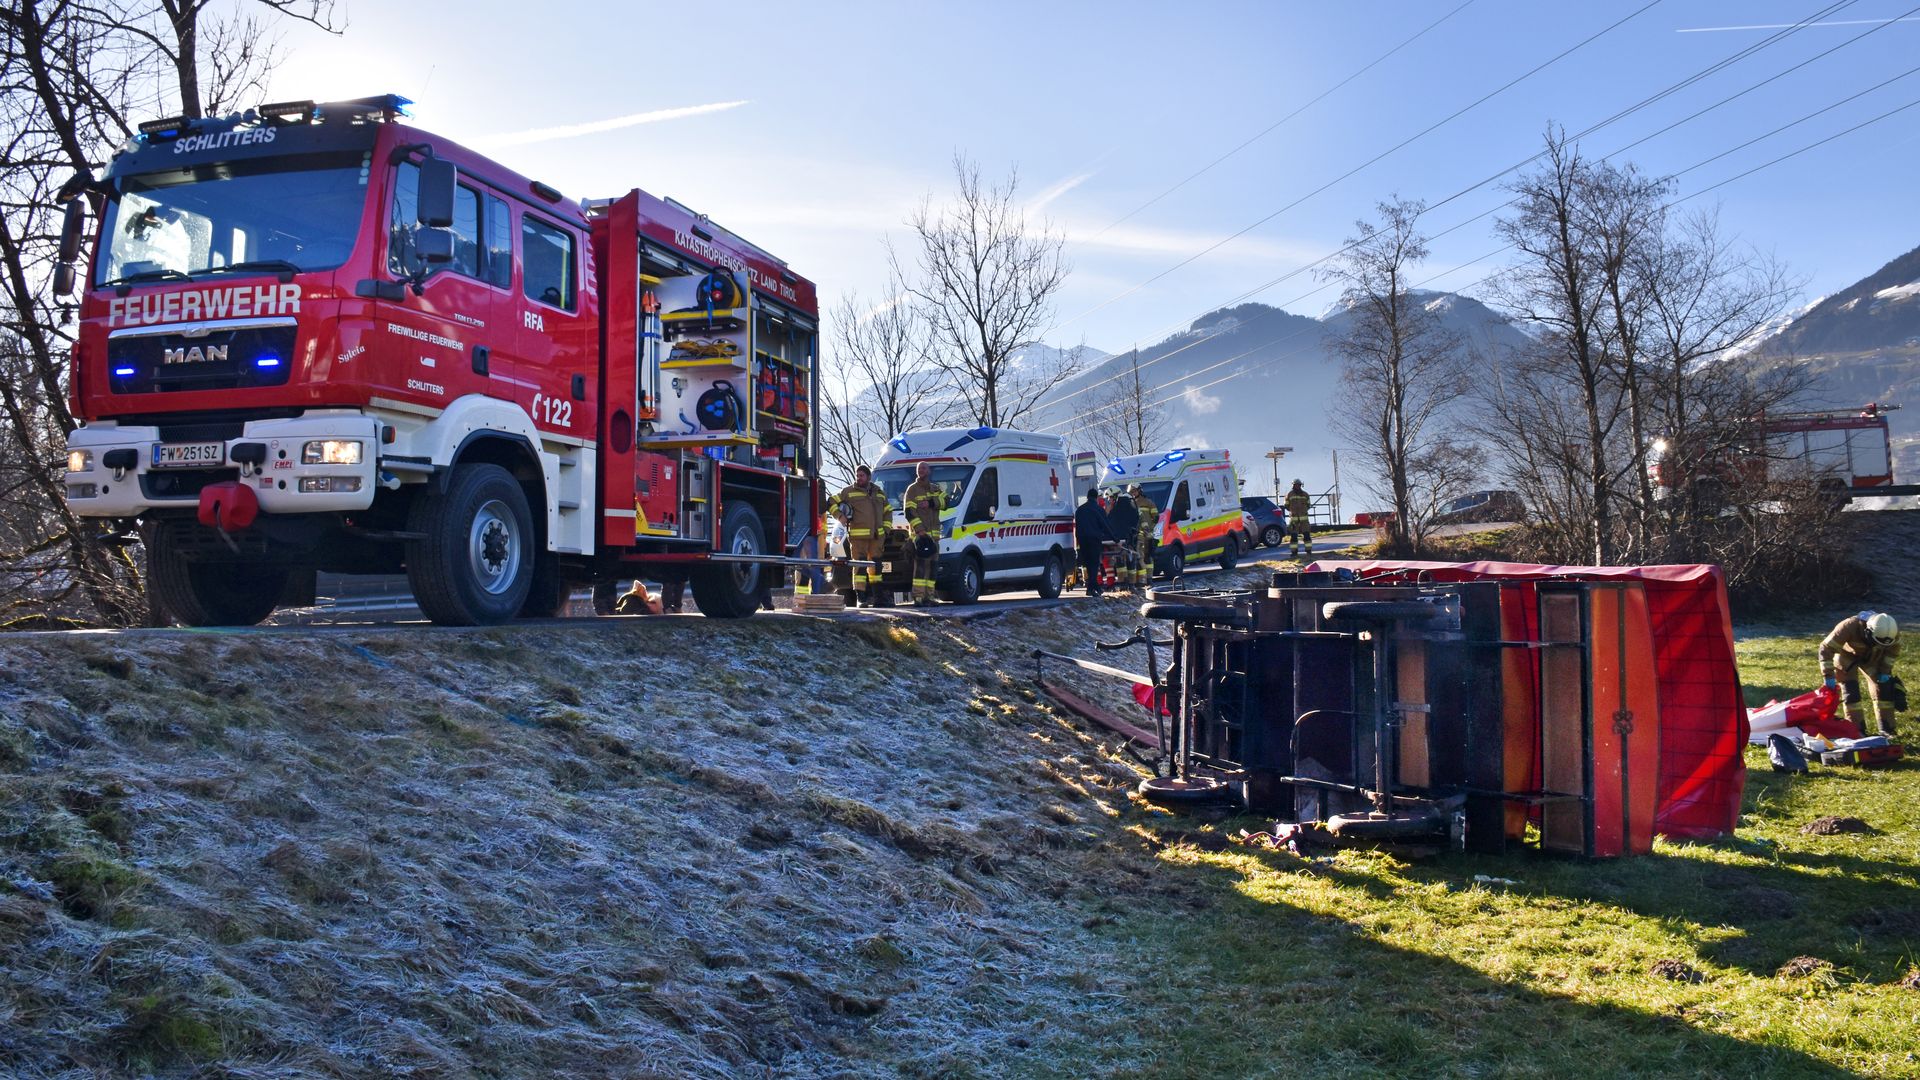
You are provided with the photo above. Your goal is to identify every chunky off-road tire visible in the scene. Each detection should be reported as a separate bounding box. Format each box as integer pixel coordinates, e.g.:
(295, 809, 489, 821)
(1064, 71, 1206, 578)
(1219, 536, 1241, 571)
(518, 552, 570, 618)
(950, 553, 984, 605)
(405, 463, 535, 626)
(1260, 524, 1284, 549)
(690, 503, 765, 618)
(145, 525, 287, 627)
(1036, 549, 1065, 599)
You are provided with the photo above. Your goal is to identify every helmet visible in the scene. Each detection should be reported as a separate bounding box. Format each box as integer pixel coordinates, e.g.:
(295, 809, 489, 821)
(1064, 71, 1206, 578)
(1868, 612, 1898, 645)
(1128, 484, 1143, 495)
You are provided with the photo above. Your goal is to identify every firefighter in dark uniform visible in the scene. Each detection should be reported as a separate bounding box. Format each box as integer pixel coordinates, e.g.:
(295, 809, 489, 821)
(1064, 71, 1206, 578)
(1820, 611, 1901, 736)
(1285, 479, 1314, 558)
(1104, 486, 1139, 588)
(1131, 484, 1158, 584)
(902, 462, 946, 606)
(829, 464, 890, 607)
(1074, 487, 1119, 596)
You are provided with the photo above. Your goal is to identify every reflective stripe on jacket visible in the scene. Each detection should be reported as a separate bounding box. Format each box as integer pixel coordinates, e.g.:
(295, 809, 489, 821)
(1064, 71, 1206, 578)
(831, 482, 890, 537)
(903, 479, 945, 540)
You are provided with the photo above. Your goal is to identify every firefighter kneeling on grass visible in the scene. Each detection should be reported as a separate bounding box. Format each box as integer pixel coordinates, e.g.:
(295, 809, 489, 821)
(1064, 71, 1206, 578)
(902, 461, 945, 607)
(830, 464, 890, 608)
(1820, 611, 1902, 737)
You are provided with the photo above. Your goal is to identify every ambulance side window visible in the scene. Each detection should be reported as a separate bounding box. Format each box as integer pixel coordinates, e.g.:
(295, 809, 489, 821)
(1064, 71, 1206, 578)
(965, 467, 999, 524)
(1171, 481, 1191, 521)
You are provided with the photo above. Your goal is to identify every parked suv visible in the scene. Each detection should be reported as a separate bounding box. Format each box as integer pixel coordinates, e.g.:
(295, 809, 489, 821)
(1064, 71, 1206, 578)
(1434, 489, 1524, 525)
(1241, 495, 1289, 548)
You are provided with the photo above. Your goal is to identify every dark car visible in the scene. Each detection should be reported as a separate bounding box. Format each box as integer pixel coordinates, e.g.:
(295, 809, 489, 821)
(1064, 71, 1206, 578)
(1434, 489, 1524, 525)
(1240, 495, 1290, 548)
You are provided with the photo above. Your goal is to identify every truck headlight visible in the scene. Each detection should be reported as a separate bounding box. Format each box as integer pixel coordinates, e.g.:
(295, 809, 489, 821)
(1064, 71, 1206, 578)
(302, 439, 363, 465)
(67, 450, 91, 473)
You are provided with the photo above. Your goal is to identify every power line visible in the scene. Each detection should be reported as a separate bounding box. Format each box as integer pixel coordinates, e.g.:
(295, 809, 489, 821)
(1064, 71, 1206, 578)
(1042, 83, 1920, 435)
(1048, 0, 1668, 335)
(1041, 0, 1871, 415)
(1092, 0, 1479, 238)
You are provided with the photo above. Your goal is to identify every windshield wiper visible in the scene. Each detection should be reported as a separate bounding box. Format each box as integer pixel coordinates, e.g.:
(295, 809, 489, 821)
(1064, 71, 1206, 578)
(100, 267, 192, 289)
(198, 259, 300, 282)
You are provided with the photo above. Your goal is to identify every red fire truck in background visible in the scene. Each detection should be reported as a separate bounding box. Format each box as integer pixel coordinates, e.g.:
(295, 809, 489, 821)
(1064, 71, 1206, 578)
(1646, 403, 1901, 502)
(52, 95, 821, 625)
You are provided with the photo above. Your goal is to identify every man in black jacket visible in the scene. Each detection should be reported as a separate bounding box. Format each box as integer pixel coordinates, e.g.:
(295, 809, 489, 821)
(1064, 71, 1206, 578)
(1075, 488, 1119, 596)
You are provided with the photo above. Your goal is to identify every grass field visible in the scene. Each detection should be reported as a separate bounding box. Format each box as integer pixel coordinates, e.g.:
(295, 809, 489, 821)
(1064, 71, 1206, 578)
(1044, 630, 1920, 1079)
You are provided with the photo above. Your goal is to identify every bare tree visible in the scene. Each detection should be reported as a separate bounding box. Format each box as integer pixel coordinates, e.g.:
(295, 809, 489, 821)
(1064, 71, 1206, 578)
(1074, 349, 1171, 462)
(1487, 132, 1627, 564)
(905, 155, 1081, 428)
(819, 264, 957, 484)
(1321, 197, 1468, 555)
(0, 0, 338, 626)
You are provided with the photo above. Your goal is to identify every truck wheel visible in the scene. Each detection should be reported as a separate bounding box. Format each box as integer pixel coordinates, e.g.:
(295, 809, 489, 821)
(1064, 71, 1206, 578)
(145, 526, 286, 627)
(951, 553, 984, 605)
(1219, 536, 1240, 571)
(406, 463, 535, 626)
(690, 503, 764, 618)
(519, 552, 569, 619)
(1036, 549, 1065, 599)
(1261, 524, 1284, 549)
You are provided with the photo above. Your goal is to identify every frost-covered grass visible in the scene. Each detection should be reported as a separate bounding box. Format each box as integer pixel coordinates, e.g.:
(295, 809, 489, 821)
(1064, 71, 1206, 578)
(2, 595, 1917, 1077)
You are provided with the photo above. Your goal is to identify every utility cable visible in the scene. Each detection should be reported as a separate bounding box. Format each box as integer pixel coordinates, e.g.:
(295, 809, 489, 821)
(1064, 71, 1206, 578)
(1092, 0, 1479, 238)
(1039, 0, 1873, 414)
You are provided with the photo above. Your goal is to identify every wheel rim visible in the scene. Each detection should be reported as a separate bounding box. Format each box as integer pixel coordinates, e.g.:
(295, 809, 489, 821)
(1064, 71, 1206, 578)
(965, 564, 979, 595)
(468, 498, 523, 596)
(1045, 557, 1061, 592)
(727, 520, 761, 592)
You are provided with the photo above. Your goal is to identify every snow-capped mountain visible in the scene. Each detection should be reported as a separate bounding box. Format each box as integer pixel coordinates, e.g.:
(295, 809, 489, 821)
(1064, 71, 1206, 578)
(1031, 291, 1530, 497)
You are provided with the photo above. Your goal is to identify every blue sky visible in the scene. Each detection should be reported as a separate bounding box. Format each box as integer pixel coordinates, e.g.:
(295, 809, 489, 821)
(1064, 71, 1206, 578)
(270, 1, 1920, 356)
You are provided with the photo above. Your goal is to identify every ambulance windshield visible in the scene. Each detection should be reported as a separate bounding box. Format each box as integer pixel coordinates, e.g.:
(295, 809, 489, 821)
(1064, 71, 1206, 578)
(96, 151, 370, 286)
(1104, 479, 1172, 510)
(874, 464, 973, 515)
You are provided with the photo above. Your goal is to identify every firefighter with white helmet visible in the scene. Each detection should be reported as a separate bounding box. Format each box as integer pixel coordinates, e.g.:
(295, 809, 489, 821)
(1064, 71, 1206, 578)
(1819, 611, 1902, 736)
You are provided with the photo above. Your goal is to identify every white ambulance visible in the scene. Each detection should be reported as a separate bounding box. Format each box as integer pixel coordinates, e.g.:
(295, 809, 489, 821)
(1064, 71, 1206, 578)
(873, 427, 1075, 602)
(1097, 448, 1249, 576)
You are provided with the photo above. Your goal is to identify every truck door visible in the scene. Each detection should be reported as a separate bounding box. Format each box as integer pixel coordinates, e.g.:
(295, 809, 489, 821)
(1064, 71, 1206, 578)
(513, 209, 593, 442)
(383, 160, 500, 411)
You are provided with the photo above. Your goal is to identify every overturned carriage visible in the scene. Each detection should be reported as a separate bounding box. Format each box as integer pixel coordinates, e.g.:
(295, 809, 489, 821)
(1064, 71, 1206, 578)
(1114, 562, 1746, 857)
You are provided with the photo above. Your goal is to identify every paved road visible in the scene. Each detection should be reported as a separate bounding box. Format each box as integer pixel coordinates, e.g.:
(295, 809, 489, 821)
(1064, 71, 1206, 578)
(19, 530, 1383, 636)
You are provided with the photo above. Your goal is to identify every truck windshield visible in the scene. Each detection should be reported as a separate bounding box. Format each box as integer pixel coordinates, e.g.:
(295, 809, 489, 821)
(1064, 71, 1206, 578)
(95, 151, 370, 286)
(874, 464, 973, 514)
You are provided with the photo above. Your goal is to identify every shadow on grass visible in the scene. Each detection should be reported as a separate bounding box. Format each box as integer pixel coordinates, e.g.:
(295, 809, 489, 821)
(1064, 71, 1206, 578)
(1086, 841, 1858, 1080)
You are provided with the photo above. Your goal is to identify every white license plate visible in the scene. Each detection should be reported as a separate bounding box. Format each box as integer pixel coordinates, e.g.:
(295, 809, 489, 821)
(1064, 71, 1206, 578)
(882, 562, 894, 573)
(151, 441, 225, 468)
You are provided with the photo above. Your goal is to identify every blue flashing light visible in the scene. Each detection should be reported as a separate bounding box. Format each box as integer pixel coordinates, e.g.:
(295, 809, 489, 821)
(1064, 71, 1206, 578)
(968, 425, 997, 440)
(113, 366, 136, 377)
(890, 436, 911, 453)
(255, 355, 281, 368)
(1107, 460, 1124, 473)
(1167, 450, 1185, 462)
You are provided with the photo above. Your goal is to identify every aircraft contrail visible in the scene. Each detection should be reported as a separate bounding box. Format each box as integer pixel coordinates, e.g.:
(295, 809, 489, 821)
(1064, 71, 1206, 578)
(473, 101, 749, 148)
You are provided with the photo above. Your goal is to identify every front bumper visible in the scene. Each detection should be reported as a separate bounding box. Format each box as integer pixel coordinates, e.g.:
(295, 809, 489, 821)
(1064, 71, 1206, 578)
(64, 412, 382, 518)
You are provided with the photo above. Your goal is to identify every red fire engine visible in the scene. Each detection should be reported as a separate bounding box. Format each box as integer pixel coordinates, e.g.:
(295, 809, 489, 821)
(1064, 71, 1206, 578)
(52, 95, 821, 625)
(1648, 403, 1900, 499)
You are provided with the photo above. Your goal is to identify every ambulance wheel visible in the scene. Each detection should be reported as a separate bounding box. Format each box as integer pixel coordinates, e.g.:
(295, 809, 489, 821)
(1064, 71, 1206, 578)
(951, 554, 984, 605)
(406, 463, 534, 626)
(1159, 542, 1184, 579)
(1219, 537, 1240, 571)
(144, 525, 286, 627)
(1037, 549, 1065, 599)
(690, 503, 765, 618)
(518, 552, 570, 618)
(1261, 525, 1284, 549)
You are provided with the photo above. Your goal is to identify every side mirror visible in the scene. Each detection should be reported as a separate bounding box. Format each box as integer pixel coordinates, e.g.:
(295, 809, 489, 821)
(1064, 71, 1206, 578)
(52, 200, 87, 297)
(414, 226, 455, 265)
(416, 157, 456, 228)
